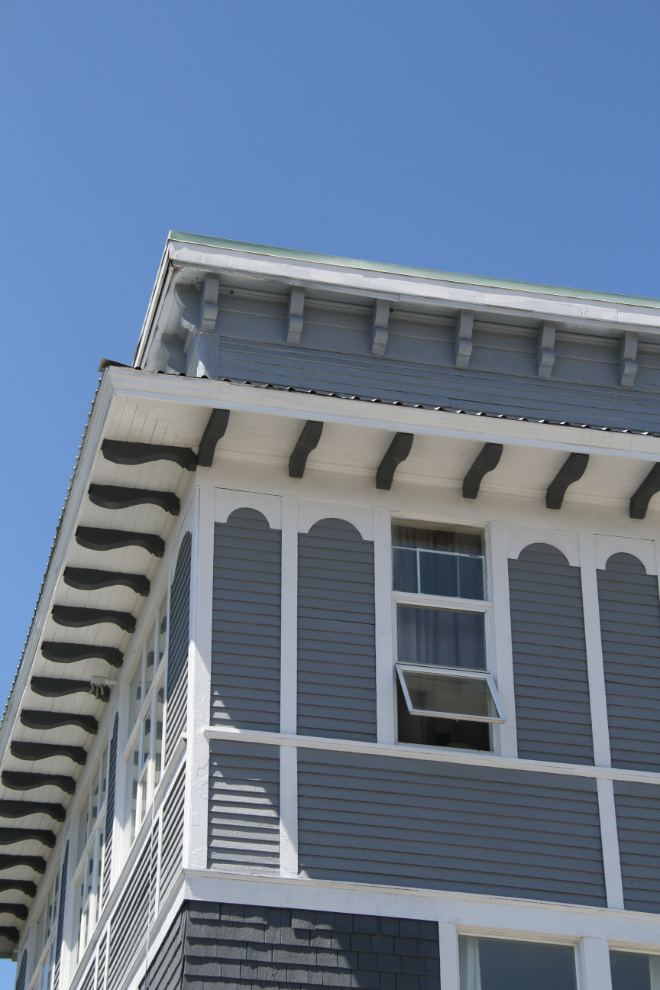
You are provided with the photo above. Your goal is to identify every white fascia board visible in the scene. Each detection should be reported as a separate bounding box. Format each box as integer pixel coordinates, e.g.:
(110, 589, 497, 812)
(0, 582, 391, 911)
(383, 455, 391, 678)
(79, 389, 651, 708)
(167, 240, 660, 333)
(107, 367, 660, 462)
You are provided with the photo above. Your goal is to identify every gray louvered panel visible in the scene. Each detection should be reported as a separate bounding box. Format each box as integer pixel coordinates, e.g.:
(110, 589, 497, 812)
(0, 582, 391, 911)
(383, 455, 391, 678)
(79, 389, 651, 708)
(79, 962, 95, 990)
(598, 555, 660, 772)
(297, 518, 377, 742)
(141, 909, 185, 990)
(160, 766, 185, 901)
(211, 509, 281, 731)
(102, 714, 118, 906)
(15, 950, 27, 990)
(207, 740, 280, 874)
(96, 934, 107, 990)
(214, 333, 660, 434)
(509, 544, 594, 765)
(613, 780, 660, 913)
(149, 820, 160, 926)
(107, 839, 151, 990)
(165, 532, 192, 765)
(298, 749, 606, 907)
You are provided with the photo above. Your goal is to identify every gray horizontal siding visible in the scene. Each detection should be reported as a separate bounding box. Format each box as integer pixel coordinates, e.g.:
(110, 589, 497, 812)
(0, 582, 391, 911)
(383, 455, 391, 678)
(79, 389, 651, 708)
(509, 544, 594, 765)
(212, 509, 281, 731)
(208, 740, 280, 875)
(613, 780, 660, 913)
(598, 554, 660, 773)
(298, 748, 606, 907)
(297, 518, 376, 742)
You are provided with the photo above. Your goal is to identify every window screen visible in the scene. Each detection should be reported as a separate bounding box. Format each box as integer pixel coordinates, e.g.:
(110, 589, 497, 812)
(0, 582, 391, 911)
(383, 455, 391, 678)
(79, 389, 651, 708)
(459, 936, 577, 990)
(610, 950, 660, 990)
(393, 525, 485, 599)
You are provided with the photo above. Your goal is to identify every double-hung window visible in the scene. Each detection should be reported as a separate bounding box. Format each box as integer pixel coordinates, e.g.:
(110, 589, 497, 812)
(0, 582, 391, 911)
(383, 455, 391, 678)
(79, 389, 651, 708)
(72, 748, 108, 963)
(393, 523, 505, 752)
(32, 873, 60, 990)
(124, 594, 168, 846)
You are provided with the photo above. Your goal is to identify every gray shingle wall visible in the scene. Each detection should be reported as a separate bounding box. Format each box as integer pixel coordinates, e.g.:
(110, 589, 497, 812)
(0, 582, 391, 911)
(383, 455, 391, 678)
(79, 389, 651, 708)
(298, 748, 606, 907)
(613, 780, 660, 914)
(597, 554, 660, 773)
(212, 510, 281, 732)
(183, 900, 440, 990)
(297, 518, 377, 742)
(509, 544, 594, 765)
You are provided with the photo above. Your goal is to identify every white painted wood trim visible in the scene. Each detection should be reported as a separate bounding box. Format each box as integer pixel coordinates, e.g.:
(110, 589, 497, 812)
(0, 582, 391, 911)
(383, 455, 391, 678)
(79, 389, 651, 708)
(214, 487, 282, 529)
(279, 746, 298, 878)
(439, 922, 460, 990)
(187, 485, 213, 870)
(579, 937, 614, 990)
(374, 507, 395, 744)
(488, 521, 518, 758)
(579, 533, 612, 769)
(280, 497, 298, 735)
(507, 524, 580, 566)
(596, 778, 625, 910)
(595, 534, 657, 574)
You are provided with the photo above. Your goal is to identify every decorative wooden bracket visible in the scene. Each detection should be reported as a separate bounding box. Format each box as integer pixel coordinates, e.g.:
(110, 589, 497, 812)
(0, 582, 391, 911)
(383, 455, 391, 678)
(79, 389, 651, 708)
(0, 802, 64, 823)
(0, 904, 28, 920)
(20, 710, 98, 734)
(101, 440, 197, 471)
(52, 606, 136, 633)
(289, 422, 324, 478)
(454, 312, 474, 369)
(0, 880, 37, 897)
(0, 926, 18, 943)
(462, 443, 503, 499)
(198, 409, 231, 467)
(0, 829, 55, 849)
(10, 742, 87, 766)
(546, 452, 589, 509)
(30, 678, 110, 702)
(537, 322, 556, 378)
(371, 300, 390, 357)
(619, 331, 638, 387)
(88, 484, 180, 516)
(629, 463, 660, 519)
(0, 853, 46, 873)
(287, 287, 305, 345)
(76, 527, 165, 557)
(41, 642, 123, 668)
(1, 772, 75, 797)
(376, 433, 414, 490)
(63, 567, 150, 597)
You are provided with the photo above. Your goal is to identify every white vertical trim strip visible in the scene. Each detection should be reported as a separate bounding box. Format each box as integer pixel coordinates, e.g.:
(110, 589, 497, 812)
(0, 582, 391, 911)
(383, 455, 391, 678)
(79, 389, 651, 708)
(488, 521, 517, 758)
(186, 484, 213, 870)
(579, 937, 613, 990)
(280, 497, 298, 735)
(438, 921, 460, 990)
(279, 746, 298, 878)
(373, 506, 395, 744)
(597, 777, 625, 910)
(578, 533, 612, 768)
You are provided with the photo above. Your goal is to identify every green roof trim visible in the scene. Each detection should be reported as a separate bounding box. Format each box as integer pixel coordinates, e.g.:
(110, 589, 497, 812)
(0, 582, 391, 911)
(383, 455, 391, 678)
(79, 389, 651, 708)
(169, 230, 660, 311)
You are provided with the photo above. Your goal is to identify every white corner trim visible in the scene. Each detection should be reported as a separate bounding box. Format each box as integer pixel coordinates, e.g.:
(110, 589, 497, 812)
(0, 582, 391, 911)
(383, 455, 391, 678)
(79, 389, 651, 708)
(373, 507, 395, 744)
(439, 922, 460, 990)
(596, 778, 625, 911)
(507, 525, 580, 567)
(488, 522, 518, 758)
(579, 533, 612, 769)
(279, 746, 298, 878)
(594, 534, 657, 574)
(214, 487, 282, 529)
(579, 937, 614, 990)
(297, 498, 374, 540)
(280, 497, 298, 735)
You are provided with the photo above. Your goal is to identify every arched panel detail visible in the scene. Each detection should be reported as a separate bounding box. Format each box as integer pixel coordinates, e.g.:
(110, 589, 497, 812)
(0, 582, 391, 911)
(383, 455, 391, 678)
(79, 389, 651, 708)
(516, 542, 571, 566)
(605, 552, 647, 575)
(298, 500, 373, 541)
(595, 535, 656, 574)
(507, 526, 579, 567)
(306, 517, 364, 540)
(226, 507, 272, 529)
(215, 489, 281, 530)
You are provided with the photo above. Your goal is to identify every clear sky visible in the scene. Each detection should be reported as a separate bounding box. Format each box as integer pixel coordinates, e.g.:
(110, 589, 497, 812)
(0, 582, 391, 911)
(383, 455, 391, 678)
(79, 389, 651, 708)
(0, 0, 658, 980)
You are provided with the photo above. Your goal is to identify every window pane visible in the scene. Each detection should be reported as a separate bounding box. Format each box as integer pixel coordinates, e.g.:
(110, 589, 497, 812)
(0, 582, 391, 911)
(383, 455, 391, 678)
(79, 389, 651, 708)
(393, 547, 418, 593)
(397, 681, 491, 751)
(459, 936, 577, 990)
(158, 597, 168, 665)
(154, 688, 164, 788)
(610, 950, 659, 990)
(397, 604, 486, 669)
(400, 668, 497, 720)
(459, 555, 484, 600)
(393, 525, 483, 555)
(145, 623, 155, 693)
(128, 746, 139, 844)
(419, 551, 458, 597)
(129, 664, 142, 725)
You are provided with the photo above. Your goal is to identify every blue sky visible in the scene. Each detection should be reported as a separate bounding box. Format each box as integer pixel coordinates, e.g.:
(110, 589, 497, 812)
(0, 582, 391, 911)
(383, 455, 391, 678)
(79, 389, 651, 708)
(0, 0, 658, 979)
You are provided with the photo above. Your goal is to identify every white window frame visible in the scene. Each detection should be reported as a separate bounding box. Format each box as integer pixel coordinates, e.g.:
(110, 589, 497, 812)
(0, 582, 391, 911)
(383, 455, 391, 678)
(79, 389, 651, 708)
(396, 663, 506, 723)
(71, 747, 109, 965)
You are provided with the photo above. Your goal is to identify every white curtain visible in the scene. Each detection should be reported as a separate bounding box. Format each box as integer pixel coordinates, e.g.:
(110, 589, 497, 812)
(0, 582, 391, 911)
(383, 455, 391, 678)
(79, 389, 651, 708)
(459, 936, 482, 990)
(649, 954, 660, 990)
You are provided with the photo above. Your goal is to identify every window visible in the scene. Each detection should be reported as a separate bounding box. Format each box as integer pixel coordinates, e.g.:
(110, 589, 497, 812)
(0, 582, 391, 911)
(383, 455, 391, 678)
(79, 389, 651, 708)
(610, 949, 660, 990)
(72, 749, 108, 963)
(124, 594, 168, 846)
(32, 874, 60, 990)
(393, 524, 503, 752)
(459, 936, 577, 990)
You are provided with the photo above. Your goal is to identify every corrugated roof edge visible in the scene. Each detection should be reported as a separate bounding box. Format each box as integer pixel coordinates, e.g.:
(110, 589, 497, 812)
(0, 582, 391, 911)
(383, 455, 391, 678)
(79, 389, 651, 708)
(169, 230, 660, 311)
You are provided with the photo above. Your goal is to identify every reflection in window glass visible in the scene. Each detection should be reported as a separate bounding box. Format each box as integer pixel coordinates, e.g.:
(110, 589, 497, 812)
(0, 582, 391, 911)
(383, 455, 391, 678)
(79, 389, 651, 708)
(397, 604, 486, 669)
(154, 688, 164, 788)
(610, 950, 660, 990)
(129, 664, 142, 726)
(128, 746, 139, 844)
(158, 597, 168, 665)
(459, 936, 577, 990)
(398, 667, 498, 720)
(145, 623, 155, 692)
(393, 525, 485, 600)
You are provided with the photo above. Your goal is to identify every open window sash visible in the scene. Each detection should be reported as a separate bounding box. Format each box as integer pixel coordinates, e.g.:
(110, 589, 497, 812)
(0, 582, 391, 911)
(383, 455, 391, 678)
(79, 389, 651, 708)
(397, 663, 506, 723)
